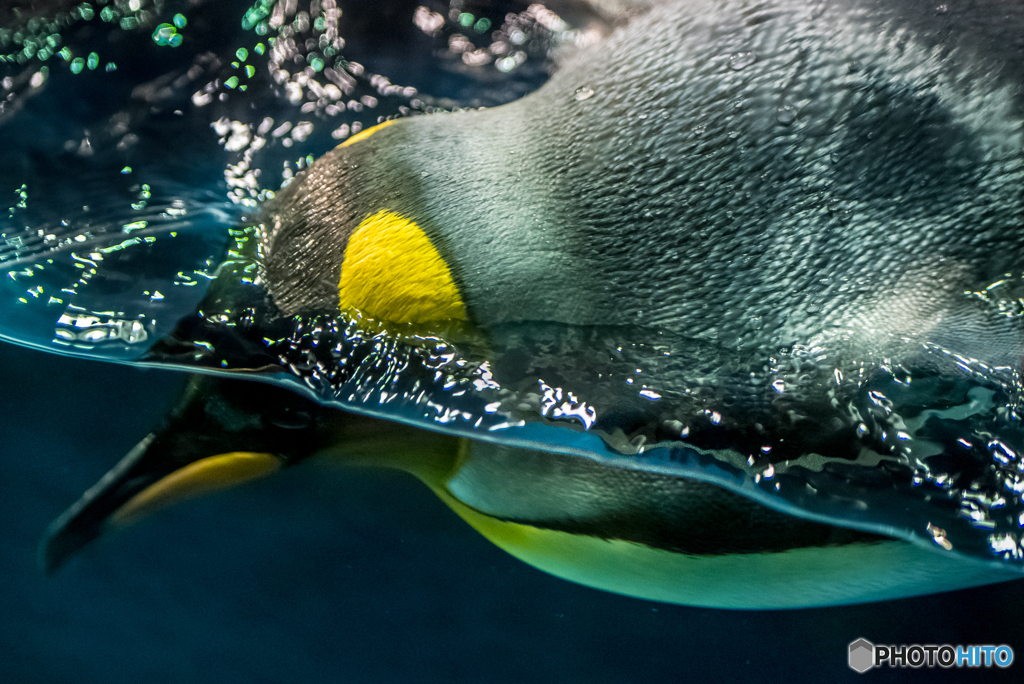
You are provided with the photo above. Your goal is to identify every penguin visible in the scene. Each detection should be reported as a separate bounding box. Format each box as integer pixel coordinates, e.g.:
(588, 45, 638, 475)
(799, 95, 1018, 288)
(40, 374, 1017, 609)
(41, 0, 1024, 607)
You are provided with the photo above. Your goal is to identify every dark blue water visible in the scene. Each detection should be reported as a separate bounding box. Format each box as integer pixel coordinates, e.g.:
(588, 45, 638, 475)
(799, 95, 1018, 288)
(2, 340, 1023, 682)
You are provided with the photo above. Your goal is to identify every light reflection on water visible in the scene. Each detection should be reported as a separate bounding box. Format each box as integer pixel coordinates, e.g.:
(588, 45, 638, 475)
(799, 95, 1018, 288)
(1, 0, 1024, 573)
(0, 0, 573, 355)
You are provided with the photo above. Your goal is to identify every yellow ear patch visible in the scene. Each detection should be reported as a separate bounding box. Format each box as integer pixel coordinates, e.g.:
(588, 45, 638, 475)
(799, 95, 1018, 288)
(339, 119, 397, 148)
(339, 209, 467, 325)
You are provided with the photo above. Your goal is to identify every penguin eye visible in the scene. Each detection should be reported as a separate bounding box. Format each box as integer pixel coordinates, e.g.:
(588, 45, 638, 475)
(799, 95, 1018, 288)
(338, 209, 467, 325)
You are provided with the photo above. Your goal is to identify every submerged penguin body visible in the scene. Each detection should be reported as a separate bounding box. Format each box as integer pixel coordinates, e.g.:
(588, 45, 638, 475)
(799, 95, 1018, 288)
(40, 0, 1024, 606)
(41, 375, 1014, 609)
(268, 0, 1024, 347)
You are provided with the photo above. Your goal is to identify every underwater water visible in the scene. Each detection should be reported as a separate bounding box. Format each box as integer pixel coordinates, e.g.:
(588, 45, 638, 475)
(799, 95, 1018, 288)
(3, 340, 1024, 681)
(1, 0, 1023, 681)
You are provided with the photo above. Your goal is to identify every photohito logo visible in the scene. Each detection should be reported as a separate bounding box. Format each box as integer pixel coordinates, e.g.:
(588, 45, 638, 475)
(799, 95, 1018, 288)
(848, 638, 1014, 672)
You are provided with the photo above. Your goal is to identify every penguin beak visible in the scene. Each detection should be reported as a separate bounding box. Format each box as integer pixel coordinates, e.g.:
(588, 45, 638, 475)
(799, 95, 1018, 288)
(39, 432, 284, 573)
(38, 375, 320, 573)
(38, 373, 460, 573)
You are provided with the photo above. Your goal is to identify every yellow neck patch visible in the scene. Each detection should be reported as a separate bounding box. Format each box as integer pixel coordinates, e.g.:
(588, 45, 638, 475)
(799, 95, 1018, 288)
(339, 209, 467, 325)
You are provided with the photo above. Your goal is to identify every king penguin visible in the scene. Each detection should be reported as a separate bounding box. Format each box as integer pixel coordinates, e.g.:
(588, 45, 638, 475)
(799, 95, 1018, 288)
(41, 0, 1024, 608)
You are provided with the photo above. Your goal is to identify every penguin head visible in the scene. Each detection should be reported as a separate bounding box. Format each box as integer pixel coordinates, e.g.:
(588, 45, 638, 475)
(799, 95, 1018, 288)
(40, 372, 462, 573)
(259, 119, 470, 330)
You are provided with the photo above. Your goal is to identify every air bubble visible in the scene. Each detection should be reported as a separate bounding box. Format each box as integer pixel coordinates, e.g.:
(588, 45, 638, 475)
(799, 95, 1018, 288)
(573, 86, 594, 102)
(728, 51, 756, 70)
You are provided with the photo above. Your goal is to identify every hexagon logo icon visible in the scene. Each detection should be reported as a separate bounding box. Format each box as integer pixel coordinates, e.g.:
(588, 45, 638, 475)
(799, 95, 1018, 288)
(849, 638, 875, 673)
